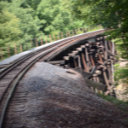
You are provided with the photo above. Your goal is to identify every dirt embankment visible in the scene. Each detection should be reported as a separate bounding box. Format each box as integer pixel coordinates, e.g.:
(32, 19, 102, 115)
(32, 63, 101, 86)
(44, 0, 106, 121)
(4, 62, 128, 128)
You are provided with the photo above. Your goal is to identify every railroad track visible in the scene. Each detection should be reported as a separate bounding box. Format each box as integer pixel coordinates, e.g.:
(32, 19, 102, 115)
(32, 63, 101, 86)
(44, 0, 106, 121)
(0, 30, 105, 128)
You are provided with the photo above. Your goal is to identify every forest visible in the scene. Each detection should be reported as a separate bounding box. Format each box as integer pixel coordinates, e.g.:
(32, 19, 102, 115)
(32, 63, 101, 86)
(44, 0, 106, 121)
(0, 0, 128, 100)
(0, 0, 128, 58)
(0, 0, 87, 58)
(72, 0, 128, 99)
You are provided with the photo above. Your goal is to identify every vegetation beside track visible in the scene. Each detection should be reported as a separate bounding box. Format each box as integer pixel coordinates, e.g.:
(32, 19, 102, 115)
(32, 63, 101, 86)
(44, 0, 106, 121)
(98, 94, 128, 113)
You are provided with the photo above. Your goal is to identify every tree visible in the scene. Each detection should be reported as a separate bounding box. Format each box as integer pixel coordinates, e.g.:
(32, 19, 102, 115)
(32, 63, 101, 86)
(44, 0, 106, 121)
(7, 0, 42, 42)
(0, 0, 87, 58)
(37, 0, 85, 35)
(72, 0, 128, 58)
(0, 2, 21, 48)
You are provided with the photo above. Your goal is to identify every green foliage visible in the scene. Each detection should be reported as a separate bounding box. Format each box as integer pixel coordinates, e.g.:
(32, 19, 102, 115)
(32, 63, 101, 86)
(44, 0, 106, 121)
(114, 64, 128, 83)
(0, 0, 86, 60)
(7, 0, 42, 42)
(98, 94, 128, 112)
(21, 0, 42, 10)
(37, 0, 85, 35)
(0, 2, 21, 48)
(72, 0, 128, 59)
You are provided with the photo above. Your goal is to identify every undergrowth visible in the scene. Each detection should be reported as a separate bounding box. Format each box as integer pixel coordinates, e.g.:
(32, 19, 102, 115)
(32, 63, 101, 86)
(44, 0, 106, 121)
(98, 94, 128, 113)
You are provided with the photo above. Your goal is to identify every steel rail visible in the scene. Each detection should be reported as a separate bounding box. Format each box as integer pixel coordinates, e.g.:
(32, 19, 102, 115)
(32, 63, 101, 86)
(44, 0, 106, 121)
(0, 30, 105, 128)
(0, 29, 104, 79)
(0, 38, 77, 128)
(0, 39, 74, 79)
(0, 47, 56, 128)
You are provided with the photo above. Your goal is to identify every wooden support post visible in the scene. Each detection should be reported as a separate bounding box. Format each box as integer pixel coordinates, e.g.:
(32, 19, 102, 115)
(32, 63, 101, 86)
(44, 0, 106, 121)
(53, 34, 56, 41)
(75, 29, 78, 34)
(71, 30, 74, 36)
(108, 41, 112, 51)
(83, 28, 86, 33)
(68, 53, 75, 68)
(109, 41, 115, 85)
(85, 46, 89, 62)
(111, 59, 114, 85)
(74, 29, 77, 35)
(20, 44, 23, 52)
(57, 34, 60, 40)
(103, 71, 110, 89)
(41, 39, 43, 45)
(66, 32, 68, 37)
(112, 42, 115, 54)
(72, 51, 78, 68)
(107, 65, 112, 84)
(0, 48, 3, 60)
(76, 55, 82, 68)
(81, 53, 89, 72)
(7, 47, 10, 57)
(35, 39, 38, 47)
(45, 36, 48, 43)
(63, 56, 70, 67)
(49, 35, 52, 42)
(85, 46, 91, 70)
(73, 58, 78, 68)
(54, 34, 56, 40)
(77, 28, 79, 33)
(98, 51, 112, 92)
(82, 28, 85, 33)
(31, 40, 33, 47)
(61, 32, 63, 39)
(104, 40, 108, 60)
(68, 31, 70, 37)
(69, 31, 71, 36)
(90, 55, 95, 67)
(98, 54, 104, 64)
(14, 44, 17, 54)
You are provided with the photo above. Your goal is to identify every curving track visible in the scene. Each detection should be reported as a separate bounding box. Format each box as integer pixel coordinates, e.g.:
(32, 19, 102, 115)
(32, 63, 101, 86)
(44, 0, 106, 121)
(0, 30, 105, 128)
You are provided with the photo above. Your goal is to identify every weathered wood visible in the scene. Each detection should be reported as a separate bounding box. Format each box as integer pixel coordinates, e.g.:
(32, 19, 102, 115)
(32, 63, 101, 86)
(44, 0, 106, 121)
(63, 56, 70, 61)
(81, 53, 89, 72)
(41, 39, 43, 45)
(14, 44, 17, 54)
(0, 48, 3, 60)
(76, 47, 82, 52)
(103, 71, 110, 89)
(4, 62, 127, 128)
(35, 39, 38, 47)
(90, 55, 95, 67)
(7, 47, 10, 57)
(76, 55, 82, 68)
(49, 35, 52, 42)
(20, 45, 23, 52)
(48, 60, 65, 65)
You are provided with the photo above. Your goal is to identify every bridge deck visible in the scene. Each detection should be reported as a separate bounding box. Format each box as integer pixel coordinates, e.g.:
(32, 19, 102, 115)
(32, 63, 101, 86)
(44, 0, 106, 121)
(4, 62, 128, 128)
(0, 29, 104, 66)
(0, 30, 127, 128)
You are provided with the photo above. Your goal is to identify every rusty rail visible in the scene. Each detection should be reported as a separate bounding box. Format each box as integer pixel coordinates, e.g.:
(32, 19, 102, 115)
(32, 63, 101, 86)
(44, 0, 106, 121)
(0, 30, 107, 128)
